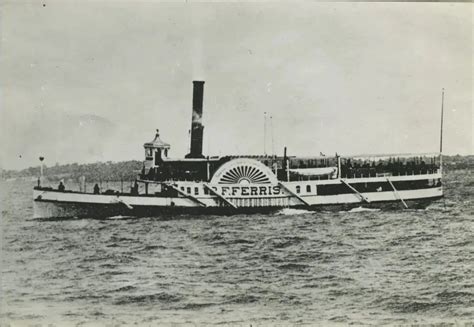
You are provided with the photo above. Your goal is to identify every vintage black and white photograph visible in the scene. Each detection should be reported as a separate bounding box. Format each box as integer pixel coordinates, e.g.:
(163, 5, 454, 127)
(0, 0, 472, 326)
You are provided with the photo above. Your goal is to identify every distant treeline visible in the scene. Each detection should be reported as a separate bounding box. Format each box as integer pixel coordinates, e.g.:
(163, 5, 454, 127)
(1, 155, 472, 182)
(1, 160, 143, 182)
(443, 155, 474, 171)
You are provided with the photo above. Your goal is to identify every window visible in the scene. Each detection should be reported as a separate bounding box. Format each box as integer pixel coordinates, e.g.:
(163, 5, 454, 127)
(145, 148, 153, 158)
(204, 188, 209, 195)
(296, 185, 301, 194)
(306, 185, 311, 193)
(187, 187, 191, 194)
(194, 187, 199, 195)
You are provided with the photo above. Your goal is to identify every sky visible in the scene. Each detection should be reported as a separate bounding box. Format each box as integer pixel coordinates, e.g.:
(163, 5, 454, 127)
(0, 1, 472, 170)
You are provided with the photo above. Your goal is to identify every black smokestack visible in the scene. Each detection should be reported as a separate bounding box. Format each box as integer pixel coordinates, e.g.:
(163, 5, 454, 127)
(186, 81, 205, 158)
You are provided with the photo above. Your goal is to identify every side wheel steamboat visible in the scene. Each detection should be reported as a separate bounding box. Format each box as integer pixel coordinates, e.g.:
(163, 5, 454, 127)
(33, 81, 444, 218)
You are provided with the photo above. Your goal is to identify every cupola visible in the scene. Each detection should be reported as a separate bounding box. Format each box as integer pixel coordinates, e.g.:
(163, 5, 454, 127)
(143, 129, 170, 169)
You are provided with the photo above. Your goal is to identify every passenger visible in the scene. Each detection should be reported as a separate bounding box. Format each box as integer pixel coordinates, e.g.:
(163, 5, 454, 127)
(131, 181, 139, 195)
(420, 160, 427, 174)
(148, 168, 155, 180)
(58, 181, 65, 192)
(93, 183, 100, 194)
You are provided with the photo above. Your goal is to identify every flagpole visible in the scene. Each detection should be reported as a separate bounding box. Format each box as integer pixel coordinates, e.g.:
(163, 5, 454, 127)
(439, 88, 444, 175)
(38, 156, 44, 187)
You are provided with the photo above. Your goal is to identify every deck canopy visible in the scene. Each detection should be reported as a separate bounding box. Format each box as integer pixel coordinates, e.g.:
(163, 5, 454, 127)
(289, 167, 337, 176)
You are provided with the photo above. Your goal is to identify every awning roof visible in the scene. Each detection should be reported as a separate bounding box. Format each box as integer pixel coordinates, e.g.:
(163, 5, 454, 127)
(144, 129, 170, 149)
(289, 167, 337, 176)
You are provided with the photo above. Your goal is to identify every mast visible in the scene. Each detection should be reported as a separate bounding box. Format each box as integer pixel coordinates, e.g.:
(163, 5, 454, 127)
(439, 88, 444, 174)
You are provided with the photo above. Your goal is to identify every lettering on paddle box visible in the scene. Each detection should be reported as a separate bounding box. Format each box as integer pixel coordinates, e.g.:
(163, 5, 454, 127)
(210, 185, 282, 197)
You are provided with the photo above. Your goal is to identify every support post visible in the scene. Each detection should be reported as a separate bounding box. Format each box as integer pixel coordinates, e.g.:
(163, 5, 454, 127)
(341, 179, 370, 203)
(168, 184, 207, 207)
(203, 184, 237, 208)
(286, 159, 290, 182)
(278, 182, 310, 207)
(386, 178, 408, 209)
(116, 197, 133, 210)
(337, 154, 342, 179)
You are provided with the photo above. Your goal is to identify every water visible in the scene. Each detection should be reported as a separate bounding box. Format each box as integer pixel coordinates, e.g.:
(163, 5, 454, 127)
(1, 170, 473, 326)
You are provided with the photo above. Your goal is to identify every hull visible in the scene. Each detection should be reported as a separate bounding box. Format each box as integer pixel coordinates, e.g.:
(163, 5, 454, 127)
(33, 175, 443, 218)
(34, 196, 442, 219)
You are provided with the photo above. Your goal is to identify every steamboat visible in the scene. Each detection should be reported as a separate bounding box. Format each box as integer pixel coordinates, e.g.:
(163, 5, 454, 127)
(33, 81, 444, 218)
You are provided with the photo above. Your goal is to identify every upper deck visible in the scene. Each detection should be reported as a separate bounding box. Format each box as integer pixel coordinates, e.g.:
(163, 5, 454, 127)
(140, 153, 441, 183)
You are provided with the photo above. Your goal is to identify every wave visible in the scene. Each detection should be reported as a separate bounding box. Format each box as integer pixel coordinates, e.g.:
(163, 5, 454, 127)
(110, 285, 137, 293)
(278, 263, 310, 271)
(346, 206, 380, 213)
(113, 292, 182, 305)
(389, 301, 442, 313)
(436, 290, 473, 302)
(259, 236, 306, 249)
(224, 294, 260, 305)
(106, 215, 135, 220)
(178, 302, 219, 310)
(276, 208, 313, 216)
(138, 245, 167, 251)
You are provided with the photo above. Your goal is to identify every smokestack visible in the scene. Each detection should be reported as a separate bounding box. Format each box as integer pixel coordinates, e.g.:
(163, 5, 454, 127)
(186, 81, 205, 158)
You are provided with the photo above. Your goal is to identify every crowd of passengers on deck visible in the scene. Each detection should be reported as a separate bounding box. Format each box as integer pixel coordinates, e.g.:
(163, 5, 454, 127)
(340, 158, 439, 178)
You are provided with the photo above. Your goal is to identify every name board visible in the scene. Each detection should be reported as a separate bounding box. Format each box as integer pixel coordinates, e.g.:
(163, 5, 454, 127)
(209, 185, 282, 197)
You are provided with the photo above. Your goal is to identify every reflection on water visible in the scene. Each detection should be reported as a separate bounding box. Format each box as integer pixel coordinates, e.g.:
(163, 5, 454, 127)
(1, 170, 473, 325)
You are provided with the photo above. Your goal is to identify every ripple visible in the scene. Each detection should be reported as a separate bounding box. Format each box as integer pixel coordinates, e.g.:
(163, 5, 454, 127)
(113, 293, 182, 305)
(277, 263, 311, 271)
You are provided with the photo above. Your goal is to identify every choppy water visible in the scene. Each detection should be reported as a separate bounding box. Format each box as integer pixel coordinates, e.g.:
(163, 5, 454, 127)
(1, 170, 473, 326)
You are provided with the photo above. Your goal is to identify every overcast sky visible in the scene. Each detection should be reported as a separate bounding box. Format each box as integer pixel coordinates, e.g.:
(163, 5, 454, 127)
(1, 1, 472, 170)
